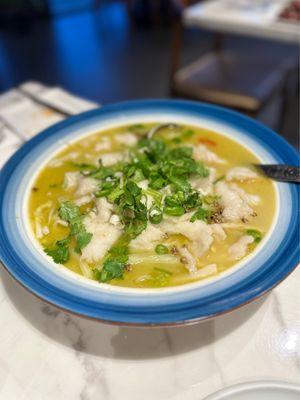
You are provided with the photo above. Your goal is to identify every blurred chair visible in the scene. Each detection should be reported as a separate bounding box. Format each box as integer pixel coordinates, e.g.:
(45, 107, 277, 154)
(170, 0, 295, 131)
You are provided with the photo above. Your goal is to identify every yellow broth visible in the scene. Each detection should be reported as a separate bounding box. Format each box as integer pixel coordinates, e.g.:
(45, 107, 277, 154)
(28, 123, 276, 288)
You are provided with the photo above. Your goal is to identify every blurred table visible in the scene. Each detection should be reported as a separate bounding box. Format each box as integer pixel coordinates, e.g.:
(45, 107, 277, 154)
(0, 83, 299, 400)
(184, 0, 300, 43)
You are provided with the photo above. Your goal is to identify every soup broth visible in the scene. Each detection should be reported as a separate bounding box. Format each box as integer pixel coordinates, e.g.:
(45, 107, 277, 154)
(29, 123, 276, 288)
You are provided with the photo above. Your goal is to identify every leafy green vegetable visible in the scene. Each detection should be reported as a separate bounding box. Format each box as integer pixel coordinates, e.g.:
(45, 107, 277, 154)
(133, 138, 209, 193)
(89, 166, 115, 180)
(94, 235, 130, 283)
(149, 204, 163, 224)
(53, 201, 93, 256)
(246, 229, 262, 243)
(164, 205, 185, 216)
(107, 180, 148, 239)
(163, 190, 202, 217)
(94, 260, 124, 283)
(75, 231, 93, 253)
(45, 237, 71, 264)
(144, 188, 162, 204)
(59, 201, 81, 222)
(190, 208, 209, 223)
(155, 244, 169, 255)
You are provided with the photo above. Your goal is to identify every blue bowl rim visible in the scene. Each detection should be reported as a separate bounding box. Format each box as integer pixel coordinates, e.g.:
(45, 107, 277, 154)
(0, 99, 299, 326)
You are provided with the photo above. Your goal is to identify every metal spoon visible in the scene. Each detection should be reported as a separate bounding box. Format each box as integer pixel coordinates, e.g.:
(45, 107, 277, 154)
(255, 164, 300, 183)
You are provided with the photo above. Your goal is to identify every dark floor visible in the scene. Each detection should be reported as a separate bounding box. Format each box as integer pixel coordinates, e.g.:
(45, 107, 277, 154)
(0, 3, 299, 148)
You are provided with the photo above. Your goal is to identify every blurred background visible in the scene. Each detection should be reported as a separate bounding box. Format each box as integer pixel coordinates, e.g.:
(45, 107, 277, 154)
(0, 0, 299, 147)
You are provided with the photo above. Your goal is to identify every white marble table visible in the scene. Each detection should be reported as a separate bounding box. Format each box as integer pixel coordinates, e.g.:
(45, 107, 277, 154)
(184, 0, 300, 43)
(0, 264, 299, 400)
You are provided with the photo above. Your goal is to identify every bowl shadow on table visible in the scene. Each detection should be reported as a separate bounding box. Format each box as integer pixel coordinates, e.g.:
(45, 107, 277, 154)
(0, 266, 269, 361)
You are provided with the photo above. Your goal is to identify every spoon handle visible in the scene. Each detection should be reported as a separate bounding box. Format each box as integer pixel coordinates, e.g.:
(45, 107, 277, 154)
(255, 164, 300, 183)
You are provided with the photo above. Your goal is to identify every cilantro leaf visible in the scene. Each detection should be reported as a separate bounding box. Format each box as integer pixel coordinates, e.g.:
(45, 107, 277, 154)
(190, 208, 209, 222)
(75, 230, 93, 253)
(45, 236, 71, 264)
(94, 260, 124, 283)
(59, 201, 81, 222)
(58, 201, 92, 255)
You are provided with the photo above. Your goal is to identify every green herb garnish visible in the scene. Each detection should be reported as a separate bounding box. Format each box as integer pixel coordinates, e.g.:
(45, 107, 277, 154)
(155, 244, 169, 255)
(190, 207, 209, 222)
(45, 237, 71, 264)
(246, 229, 262, 243)
(94, 260, 124, 283)
(94, 235, 130, 283)
(44, 201, 93, 263)
(59, 202, 92, 253)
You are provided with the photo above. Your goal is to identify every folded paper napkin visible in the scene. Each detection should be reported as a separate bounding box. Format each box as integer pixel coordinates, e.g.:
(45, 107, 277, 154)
(0, 81, 99, 169)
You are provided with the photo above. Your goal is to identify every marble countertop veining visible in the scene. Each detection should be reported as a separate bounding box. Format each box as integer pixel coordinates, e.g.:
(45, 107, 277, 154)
(0, 265, 299, 400)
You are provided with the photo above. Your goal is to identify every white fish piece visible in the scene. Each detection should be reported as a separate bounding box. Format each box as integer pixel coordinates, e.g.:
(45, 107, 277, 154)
(81, 199, 122, 263)
(130, 224, 164, 251)
(210, 224, 226, 240)
(226, 166, 258, 182)
(74, 195, 93, 206)
(100, 152, 124, 167)
(229, 235, 254, 259)
(190, 167, 216, 195)
(48, 151, 79, 168)
(192, 144, 226, 164)
(164, 212, 194, 223)
(193, 264, 217, 278)
(137, 180, 148, 190)
(64, 171, 81, 190)
(94, 197, 114, 223)
(163, 218, 213, 258)
(215, 181, 257, 222)
(130, 217, 213, 263)
(178, 245, 197, 274)
(115, 132, 138, 147)
(230, 183, 260, 206)
(95, 137, 112, 152)
(75, 176, 98, 197)
(109, 214, 122, 227)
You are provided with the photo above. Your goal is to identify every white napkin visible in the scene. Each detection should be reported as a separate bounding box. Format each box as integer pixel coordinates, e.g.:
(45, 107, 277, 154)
(0, 81, 99, 168)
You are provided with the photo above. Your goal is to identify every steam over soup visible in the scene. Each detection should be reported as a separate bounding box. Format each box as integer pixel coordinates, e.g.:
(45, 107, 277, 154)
(29, 123, 276, 288)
